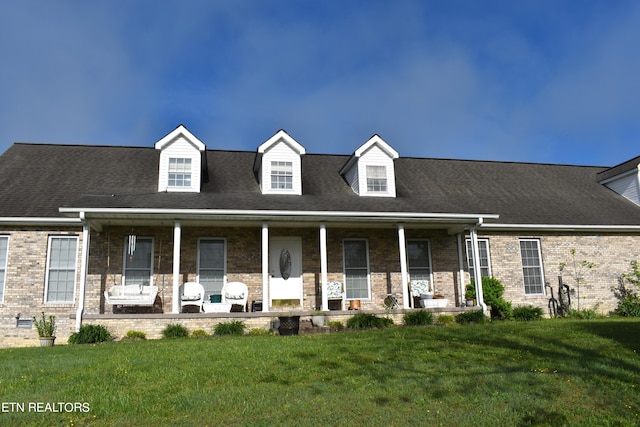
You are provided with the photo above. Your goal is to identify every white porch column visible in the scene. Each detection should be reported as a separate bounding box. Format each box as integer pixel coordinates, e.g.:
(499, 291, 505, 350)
(75, 216, 90, 332)
(397, 224, 410, 309)
(172, 222, 181, 314)
(457, 233, 466, 307)
(320, 223, 328, 311)
(261, 223, 270, 312)
(469, 226, 487, 314)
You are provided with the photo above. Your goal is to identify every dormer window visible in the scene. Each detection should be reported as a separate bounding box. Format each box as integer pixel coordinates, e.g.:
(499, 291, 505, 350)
(254, 130, 305, 195)
(340, 135, 399, 198)
(155, 125, 206, 193)
(168, 158, 192, 188)
(271, 161, 293, 190)
(366, 165, 387, 193)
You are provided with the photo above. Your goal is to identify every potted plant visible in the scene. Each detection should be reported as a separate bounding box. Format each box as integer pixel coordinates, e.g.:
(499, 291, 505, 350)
(465, 284, 476, 307)
(33, 312, 56, 347)
(277, 313, 301, 336)
(311, 309, 327, 327)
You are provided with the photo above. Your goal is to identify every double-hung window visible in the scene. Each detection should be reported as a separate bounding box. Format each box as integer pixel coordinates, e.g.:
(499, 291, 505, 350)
(465, 239, 492, 279)
(168, 158, 192, 188)
(198, 238, 226, 300)
(520, 239, 545, 294)
(124, 237, 153, 286)
(45, 236, 78, 303)
(407, 239, 432, 282)
(0, 236, 8, 303)
(343, 239, 370, 300)
(271, 161, 293, 190)
(366, 165, 387, 192)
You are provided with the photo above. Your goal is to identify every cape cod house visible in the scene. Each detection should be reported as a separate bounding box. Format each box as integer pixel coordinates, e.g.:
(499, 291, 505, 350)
(2, 124, 640, 346)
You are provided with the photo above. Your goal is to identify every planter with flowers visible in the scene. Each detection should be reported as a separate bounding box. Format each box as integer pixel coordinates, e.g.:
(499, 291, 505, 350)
(33, 312, 56, 347)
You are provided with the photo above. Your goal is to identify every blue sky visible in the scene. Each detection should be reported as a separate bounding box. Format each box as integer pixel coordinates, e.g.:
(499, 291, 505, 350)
(1, 0, 639, 167)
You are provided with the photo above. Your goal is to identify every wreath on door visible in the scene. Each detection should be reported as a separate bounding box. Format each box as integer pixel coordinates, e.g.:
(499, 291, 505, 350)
(279, 249, 292, 280)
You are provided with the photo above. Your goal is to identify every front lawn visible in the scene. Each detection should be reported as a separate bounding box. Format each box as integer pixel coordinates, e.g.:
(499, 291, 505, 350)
(1, 318, 639, 426)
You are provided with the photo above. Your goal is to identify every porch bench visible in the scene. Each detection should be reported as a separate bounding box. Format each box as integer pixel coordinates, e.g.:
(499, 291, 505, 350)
(104, 285, 158, 306)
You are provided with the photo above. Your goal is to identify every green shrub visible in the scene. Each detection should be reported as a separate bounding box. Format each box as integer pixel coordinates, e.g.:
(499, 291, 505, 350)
(569, 308, 600, 319)
(613, 262, 640, 317)
(247, 328, 272, 336)
(455, 310, 486, 325)
(613, 295, 640, 317)
(33, 312, 56, 337)
(403, 310, 434, 326)
(191, 329, 210, 338)
(214, 321, 246, 336)
(437, 314, 455, 325)
(162, 323, 189, 338)
(327, 321, 344, 331)
(68, 324, 113, 344)
(467, 277, 512, 320)
(490, 299, 513, 320)
(347, 313, 394, 329)
(512, 305, 544, 321)
(125, 330, 146, 340)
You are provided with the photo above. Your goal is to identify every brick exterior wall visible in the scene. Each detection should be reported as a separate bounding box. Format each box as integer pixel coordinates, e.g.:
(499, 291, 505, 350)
(477, 232, 640, 315)
(2, 223, 640, 347)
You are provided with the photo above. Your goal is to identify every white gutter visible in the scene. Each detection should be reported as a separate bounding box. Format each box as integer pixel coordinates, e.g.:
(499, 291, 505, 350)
(60, 207, 498, 222)
(75, 213, 90, 332)
(480, 223, 640, 232)
(0, 217, 82, 226)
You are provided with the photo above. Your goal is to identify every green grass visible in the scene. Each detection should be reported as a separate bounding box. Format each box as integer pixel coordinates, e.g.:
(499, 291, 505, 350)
(1, 319, 639, 426)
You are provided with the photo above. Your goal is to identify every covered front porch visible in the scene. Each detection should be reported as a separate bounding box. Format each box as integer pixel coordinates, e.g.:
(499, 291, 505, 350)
(67, 208, 495, 330)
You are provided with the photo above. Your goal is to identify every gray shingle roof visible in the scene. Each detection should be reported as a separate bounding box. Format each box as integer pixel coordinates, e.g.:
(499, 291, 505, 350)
(1, 142, 640, 226)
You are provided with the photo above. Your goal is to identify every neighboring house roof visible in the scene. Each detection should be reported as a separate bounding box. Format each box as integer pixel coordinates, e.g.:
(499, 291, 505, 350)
(1, 142, 640, 227)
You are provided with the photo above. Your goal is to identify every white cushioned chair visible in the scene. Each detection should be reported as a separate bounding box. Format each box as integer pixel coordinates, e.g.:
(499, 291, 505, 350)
(222, 282, 248, 312)
(180, 282, 205, 312)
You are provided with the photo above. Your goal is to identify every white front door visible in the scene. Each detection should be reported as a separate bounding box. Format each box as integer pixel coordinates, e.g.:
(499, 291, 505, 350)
(269, 237, 303, 305)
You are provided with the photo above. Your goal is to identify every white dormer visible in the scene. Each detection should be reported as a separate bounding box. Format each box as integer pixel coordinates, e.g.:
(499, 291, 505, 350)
(155, 125, 206, 193)
(599, 163, 640, 206)
(254, 130, 305, 195)
(340, 135, 399, 197)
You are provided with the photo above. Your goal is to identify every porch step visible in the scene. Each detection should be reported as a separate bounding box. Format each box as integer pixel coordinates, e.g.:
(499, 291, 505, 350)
(298, 319, 330, 335)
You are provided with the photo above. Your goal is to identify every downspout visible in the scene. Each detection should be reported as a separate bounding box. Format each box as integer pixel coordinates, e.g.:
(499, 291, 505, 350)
(469, 224, 488, 315)
(75, 212, 90, 332)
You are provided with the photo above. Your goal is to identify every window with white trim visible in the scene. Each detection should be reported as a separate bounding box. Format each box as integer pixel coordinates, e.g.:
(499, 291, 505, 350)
(407, 239, 432, 282)
(465, 238, 492, 279)
(45, 236, 78, 303)
(168, 158, 192, 187)
(519, 239, 545, 294)
(123, 237, 153, 286)
(366, 165, 387, 192)
(343, 239, 370, 300)
(198, 238, 226, 300)
(0, 236, 8, 303)
(271, 161, 293, 190)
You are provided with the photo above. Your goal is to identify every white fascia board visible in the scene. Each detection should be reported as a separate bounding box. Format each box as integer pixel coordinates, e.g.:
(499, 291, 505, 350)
(354, 135, 399, 159)
(0, 217, 83, 226)
(60, 207, 497, 223)
(154, 125, 205, 151)
(257, 130, 305, 155)
(598, 166, 640, 185)
(480, 223, 640, 232)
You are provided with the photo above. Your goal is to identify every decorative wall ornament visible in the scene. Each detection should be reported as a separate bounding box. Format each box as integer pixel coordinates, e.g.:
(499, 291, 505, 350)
(279, 248, 291, 280)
